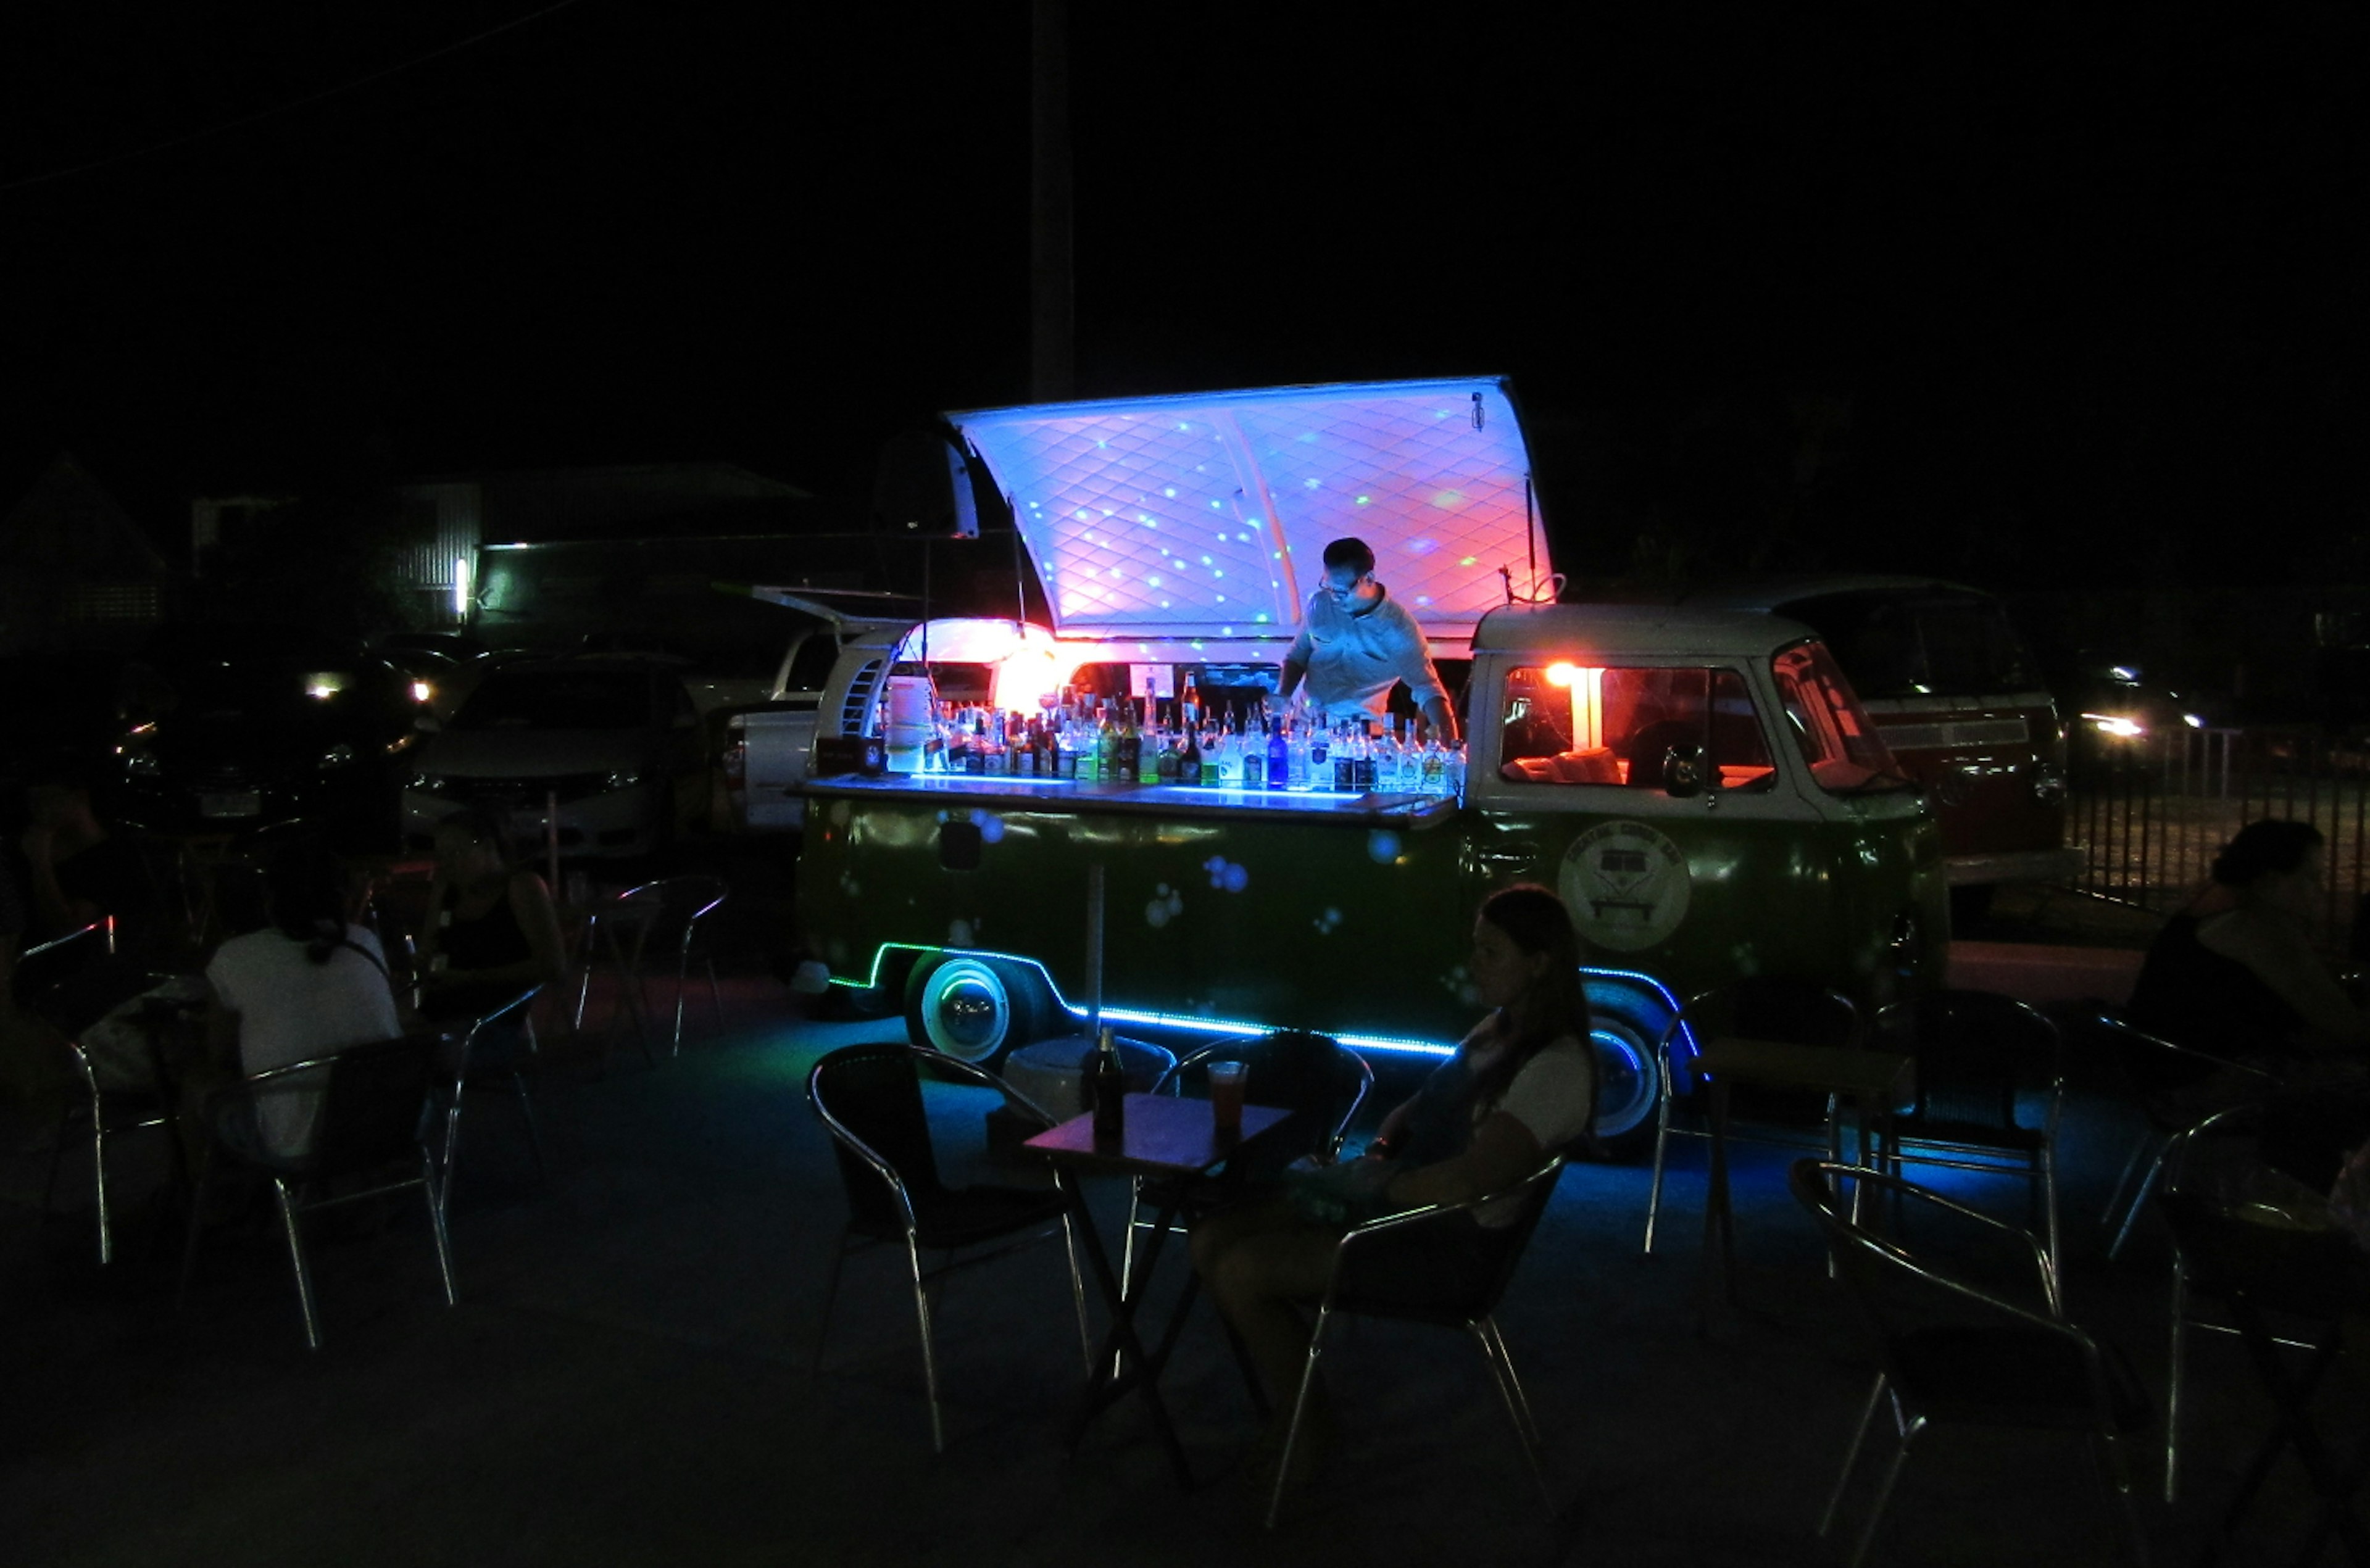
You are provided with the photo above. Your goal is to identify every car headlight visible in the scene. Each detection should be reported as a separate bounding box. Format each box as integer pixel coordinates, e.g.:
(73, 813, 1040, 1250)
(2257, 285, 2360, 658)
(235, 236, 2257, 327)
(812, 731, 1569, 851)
(318, 744, 357, 769)
(409, 773, 449, 792)
(126, 751, 162, 780)
(410, 680, 434, 704)
(605, 769, 644, 790)
(2082, 713, 2145, 739)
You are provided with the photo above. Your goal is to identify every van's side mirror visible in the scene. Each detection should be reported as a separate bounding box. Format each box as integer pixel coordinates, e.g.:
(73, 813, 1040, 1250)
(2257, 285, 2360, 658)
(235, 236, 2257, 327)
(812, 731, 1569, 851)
(1660, 743, 1705, 799)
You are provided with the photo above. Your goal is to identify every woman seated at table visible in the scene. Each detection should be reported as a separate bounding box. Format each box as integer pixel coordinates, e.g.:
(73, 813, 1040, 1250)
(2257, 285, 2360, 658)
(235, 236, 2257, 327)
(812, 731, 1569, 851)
(413, 807, 565, 1029)
(1189, 882, 1597, 1484)
(2128, 818, 2369, 1085)
(195, 845, 402, 1164)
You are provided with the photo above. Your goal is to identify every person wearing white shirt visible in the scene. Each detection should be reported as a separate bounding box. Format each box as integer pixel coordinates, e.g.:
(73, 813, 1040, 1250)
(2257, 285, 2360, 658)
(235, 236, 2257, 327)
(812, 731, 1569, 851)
(1277, 536, 1458, 739)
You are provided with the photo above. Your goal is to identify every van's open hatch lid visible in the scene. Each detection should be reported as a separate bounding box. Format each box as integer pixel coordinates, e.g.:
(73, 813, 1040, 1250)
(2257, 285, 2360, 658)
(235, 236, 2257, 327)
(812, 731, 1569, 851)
(949, 378, 1551, 644)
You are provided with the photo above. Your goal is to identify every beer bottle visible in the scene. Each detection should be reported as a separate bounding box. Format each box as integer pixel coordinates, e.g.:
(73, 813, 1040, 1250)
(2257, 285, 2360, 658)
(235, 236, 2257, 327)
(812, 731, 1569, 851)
(1090, 1027, 1128, 1143)
(1180, 721, 1203, 785)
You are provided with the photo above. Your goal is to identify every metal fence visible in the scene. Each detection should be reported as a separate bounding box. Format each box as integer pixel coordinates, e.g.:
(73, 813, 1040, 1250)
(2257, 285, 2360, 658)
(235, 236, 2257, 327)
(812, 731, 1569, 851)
(2066, 724, 2370, 959)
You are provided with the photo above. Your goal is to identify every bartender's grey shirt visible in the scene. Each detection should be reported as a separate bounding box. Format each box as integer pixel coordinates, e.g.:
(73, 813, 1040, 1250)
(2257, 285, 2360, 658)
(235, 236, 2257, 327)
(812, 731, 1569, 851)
(1286, 583, 1451, 720)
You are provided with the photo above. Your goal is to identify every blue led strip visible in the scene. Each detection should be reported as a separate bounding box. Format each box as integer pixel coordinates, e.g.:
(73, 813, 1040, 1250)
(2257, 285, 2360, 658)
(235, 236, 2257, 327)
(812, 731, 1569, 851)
(834, 944, 1696, 1062)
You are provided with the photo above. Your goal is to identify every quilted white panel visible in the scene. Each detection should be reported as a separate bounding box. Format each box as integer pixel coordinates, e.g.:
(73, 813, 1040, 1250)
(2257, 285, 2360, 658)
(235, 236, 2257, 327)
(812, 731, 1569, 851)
(954, 379, 1550, 642)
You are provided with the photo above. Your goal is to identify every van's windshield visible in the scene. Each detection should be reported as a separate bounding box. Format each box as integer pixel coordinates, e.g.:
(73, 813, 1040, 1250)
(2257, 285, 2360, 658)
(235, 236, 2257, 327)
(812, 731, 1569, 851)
(1771, 642, 1913, 793)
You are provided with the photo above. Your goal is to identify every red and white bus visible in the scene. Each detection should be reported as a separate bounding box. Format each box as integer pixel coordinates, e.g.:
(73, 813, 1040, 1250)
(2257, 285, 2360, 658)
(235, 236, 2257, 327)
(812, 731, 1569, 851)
(1687, 576, 2077, 919)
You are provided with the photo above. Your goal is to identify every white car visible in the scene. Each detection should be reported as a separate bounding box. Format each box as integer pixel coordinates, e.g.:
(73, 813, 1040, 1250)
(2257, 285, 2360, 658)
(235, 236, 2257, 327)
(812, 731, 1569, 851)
(402, 657, 707, 859)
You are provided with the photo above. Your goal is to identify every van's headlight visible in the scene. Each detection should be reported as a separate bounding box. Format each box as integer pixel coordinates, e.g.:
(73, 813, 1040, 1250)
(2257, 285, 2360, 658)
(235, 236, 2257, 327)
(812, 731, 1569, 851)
(605, 769, 643, 790)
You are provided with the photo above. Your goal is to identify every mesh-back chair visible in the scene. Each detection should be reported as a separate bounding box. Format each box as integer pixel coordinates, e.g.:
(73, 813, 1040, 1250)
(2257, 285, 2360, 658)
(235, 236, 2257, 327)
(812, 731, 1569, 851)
(572, 875, 728, 1061)
(806, 1043, 1091, 1452)
(1789, 1159, 2154, 1568)
(1123, 1031, 1374, 1290)
(2153, 1097, 2367, 1505)
(436, 985, 548, 1192)
(1265, 1155, 1571, 1529)
(1873, 990, 2067, 1272)
(1642, 976, 1863, 1253)
(177, 1032, 458, 1350)
(22, 921, 178, 1264)
(2068, 1008, 2277, 1260)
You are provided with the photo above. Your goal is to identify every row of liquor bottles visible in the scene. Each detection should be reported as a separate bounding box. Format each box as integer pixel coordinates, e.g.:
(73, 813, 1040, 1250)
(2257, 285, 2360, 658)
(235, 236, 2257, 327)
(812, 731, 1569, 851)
(915, 696, 1467, 795)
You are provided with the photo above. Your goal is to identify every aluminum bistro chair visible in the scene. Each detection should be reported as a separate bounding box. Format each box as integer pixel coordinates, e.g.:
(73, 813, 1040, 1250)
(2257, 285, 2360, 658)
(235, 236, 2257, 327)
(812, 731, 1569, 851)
(23, 921, 178, 1265)
(573, 875, 728, 1060)
(1266, 1153, 1571, 1529)
(2153, 1097, 2363, 1504)
(177, 1032, 459, 1350)
(1872, 990, 2068, 1274)
(806, 1043, 1091, 1453)
(436, 985, 549, 1192)
(2070, 1008, 2277, 1260)
(1642, 976, 1863, 1255)
(1789, 1159, 2154, 1568)
(1123, 1030, 1373, 1291)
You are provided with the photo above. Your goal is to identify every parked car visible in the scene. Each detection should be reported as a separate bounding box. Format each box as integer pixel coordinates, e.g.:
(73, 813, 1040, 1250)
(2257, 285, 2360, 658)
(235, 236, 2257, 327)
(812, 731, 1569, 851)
(401, 656, 708, 859)
(372, 631, 494, 721)
(112, 631, 419, 849)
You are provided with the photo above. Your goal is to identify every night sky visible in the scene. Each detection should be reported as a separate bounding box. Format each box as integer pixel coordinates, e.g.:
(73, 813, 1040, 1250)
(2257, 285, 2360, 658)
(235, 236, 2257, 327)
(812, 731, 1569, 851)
(4, 4, 2364, 592)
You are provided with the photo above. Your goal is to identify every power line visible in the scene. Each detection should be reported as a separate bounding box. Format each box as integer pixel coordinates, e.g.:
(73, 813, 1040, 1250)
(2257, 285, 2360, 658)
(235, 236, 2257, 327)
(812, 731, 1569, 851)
(0, 0, 592, 194)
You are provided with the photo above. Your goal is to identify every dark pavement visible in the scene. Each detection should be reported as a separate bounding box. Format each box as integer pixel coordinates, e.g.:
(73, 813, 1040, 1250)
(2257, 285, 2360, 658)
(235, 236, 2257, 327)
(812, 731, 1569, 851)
(3, 955, 2358, 1567)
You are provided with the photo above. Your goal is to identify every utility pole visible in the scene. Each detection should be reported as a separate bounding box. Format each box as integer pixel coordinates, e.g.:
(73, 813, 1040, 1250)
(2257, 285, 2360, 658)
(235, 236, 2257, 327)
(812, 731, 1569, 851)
(1029, 0, 1074, 400)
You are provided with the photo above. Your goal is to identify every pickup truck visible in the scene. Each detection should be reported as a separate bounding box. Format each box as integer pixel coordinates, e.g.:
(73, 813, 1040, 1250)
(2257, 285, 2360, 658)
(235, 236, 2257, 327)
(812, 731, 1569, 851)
(786, 379, 1948, 1147)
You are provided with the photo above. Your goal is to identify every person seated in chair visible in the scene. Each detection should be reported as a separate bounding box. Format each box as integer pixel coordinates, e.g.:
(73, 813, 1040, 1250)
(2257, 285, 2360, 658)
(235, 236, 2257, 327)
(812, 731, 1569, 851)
(413, 807, 565, 1029)
(193, 845, 402, 1165)
(2128, 818, 2369, 1088)
(1189, 884, 1597, 1488)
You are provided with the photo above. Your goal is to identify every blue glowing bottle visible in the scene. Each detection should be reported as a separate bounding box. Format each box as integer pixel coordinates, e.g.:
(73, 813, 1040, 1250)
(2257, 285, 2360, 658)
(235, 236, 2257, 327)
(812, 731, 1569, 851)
(1265, 718, 1288, 792)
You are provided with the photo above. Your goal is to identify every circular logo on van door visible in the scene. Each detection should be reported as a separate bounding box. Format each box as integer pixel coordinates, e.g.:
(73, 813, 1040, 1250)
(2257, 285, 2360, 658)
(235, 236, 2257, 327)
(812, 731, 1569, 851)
(1559, 820, 1692, 953)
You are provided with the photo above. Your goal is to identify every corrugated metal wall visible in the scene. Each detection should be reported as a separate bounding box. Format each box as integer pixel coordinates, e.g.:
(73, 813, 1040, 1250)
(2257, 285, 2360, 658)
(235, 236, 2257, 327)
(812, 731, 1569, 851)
(390, 482, 482, 622)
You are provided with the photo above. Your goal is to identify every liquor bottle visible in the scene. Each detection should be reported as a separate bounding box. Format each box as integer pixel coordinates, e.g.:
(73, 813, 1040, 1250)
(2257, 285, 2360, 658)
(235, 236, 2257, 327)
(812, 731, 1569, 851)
(1307, 722, 1328, 791)
(1089, 1027, 1128, 1144)
(1265, 716, 1287, 790)
(1332, 723, 1354, 792)
(1374, 721, 1401, 791)
(1448, 737, 1468, 799)
(1421, 730, 1449, 793)
(1180, 672, 1200, 731)
(1136, 700, 1159, 785)
(1096, 702, 1118, 783)
(1157, 726, 1181, 783)
(1180, 722, 1203, 786)
(1116, 699, 1142, 783)
(1355, 721, 1378, 792)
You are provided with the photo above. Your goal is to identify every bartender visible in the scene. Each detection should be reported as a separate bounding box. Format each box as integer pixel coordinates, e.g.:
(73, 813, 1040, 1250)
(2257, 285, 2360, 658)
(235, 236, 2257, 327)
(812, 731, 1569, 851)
(1277, 537, 1458, 739)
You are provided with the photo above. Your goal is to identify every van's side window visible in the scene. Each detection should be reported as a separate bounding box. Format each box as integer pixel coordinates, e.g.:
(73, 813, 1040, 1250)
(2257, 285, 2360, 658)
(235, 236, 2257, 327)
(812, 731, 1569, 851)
(1497, 665, 1775, 789)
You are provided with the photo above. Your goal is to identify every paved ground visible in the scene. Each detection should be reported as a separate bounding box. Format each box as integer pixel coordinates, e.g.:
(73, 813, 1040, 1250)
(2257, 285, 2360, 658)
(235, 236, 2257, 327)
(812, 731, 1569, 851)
(4, 950, 2360, 1566)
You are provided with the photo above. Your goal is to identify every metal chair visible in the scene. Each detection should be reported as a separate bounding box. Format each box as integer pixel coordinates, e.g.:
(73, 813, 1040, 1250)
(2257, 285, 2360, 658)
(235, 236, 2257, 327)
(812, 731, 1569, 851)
(2069, 1008, 2277, 1260)
(22, 920, 179, 1265)
(177, 1032, 459, 1350)
(806, 1042, 1091, 1453)
(1873, 989, 2068, 1273)
(435, 985, 549, 1193)
(1642, 976, 1863, 1254)
(1266, 1154, 1571, 1529)
(1789, 1159, 2155, 1568)
(572, 876, 728, 1060)
(2154, 1097, 2367, 1506)
(1123, 1030, 1373, 1290)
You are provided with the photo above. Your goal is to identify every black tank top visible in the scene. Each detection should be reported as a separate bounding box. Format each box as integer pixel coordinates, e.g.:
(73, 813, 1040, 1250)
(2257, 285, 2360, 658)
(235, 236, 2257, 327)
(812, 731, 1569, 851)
(440, 880, 533, 972)
(2127, 910, 2308, 1069)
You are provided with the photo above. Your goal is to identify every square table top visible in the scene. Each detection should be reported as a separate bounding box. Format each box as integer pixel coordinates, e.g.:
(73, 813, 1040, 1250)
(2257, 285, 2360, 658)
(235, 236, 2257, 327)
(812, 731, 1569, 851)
(1697, 1036, 1913, 1100)
(1022, 1094, 1292, 1177)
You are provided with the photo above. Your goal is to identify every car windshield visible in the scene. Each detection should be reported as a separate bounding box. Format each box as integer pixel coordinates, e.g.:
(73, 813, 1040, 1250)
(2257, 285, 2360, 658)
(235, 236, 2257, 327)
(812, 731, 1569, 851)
(1771, 642, 1913, 793)
(131, 655, 395, 726)
(1779, 589, 2040, 700)
(453, 670, 658, 731)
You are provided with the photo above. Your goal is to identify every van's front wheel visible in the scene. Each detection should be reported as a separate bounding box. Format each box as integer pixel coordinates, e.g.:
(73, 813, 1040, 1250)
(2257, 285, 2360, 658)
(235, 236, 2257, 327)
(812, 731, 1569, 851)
(1580, 972, 1675, 1161)
(904, 955, 1052, 1071)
